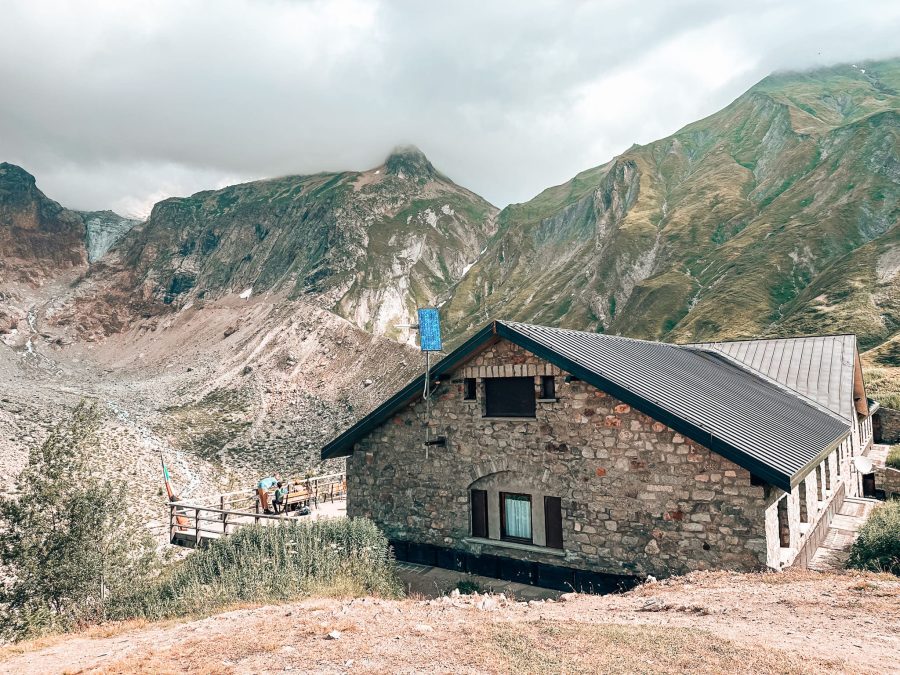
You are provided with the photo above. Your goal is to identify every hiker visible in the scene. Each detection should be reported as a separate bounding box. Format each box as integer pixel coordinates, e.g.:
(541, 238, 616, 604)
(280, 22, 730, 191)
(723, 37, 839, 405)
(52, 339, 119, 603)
(257, 473, 280, 514)
(272, 481, 288, 514)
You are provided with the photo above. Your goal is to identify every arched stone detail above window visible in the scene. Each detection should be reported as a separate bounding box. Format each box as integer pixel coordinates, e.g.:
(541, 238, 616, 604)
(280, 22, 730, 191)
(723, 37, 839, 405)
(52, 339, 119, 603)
(468, 457, 530, 485)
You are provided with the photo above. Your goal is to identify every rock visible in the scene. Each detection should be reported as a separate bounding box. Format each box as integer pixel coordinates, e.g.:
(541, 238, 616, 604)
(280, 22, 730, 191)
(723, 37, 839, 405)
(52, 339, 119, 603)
(223, 325, 238, 338)
(242, 365, 253, 375)
(325, 630, 342, 640)
(363, 378, 373, 387)
(644, 539, 660, 555)
(646, 575, 658, 584)
(449, 588, 460, 598)
(413, 623, 433, 633)
(477, 597, 498, 611)
(560, 592, 578, 602)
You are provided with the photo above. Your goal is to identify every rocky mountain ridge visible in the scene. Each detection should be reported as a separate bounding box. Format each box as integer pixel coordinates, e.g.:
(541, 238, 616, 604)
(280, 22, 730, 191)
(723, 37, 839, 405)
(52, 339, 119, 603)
(444, 59, 900, 351)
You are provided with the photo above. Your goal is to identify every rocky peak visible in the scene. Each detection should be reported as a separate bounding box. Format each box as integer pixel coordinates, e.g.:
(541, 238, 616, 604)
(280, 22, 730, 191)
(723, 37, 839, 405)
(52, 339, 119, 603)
(0, 161, 87, 283)
(0, 162, 40, 210)
(384, 145, 437, 180)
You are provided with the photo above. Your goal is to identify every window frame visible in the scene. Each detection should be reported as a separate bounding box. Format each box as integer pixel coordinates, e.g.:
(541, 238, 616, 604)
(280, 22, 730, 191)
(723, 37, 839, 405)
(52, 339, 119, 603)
(499, 492, 533, 544)
(463, 377, 477, 401)
(483, 376, 536, 418)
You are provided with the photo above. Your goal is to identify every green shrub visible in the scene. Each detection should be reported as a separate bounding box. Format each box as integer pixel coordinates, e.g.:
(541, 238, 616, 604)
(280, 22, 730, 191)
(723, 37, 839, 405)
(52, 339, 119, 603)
(847, 500, 900, 576)
(0, 403, 156, 641)
(887, 446, 900, 470)
(110, 517, 401, 621)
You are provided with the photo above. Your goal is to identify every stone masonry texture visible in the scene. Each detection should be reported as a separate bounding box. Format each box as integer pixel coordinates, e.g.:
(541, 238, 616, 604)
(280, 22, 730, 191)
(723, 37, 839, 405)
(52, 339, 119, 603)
(347, 340, 773, 578)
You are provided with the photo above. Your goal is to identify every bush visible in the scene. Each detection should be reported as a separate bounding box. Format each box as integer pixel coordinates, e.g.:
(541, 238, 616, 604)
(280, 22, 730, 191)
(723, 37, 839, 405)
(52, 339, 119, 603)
(887, 446, 900, 470)
(110, 517, 401, 621)
(847, 500, 900, 576)
(0, 402, 156, 641)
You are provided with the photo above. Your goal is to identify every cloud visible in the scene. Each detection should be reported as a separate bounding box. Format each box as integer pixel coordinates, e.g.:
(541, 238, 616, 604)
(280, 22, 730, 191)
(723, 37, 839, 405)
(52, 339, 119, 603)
(0, 0, 898, 216)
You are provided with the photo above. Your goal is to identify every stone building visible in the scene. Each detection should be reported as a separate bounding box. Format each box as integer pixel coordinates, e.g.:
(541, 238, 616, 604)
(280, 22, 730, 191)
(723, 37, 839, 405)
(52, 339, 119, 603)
(321, 321, 877, 590)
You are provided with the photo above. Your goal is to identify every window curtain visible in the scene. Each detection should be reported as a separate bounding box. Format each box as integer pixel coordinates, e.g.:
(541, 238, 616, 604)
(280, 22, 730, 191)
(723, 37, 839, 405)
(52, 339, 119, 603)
(505, 495, 531, 539)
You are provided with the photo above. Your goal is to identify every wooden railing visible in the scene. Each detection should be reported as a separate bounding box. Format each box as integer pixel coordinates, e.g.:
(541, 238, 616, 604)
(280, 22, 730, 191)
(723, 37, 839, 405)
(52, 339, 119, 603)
(168, 472, 347, 546)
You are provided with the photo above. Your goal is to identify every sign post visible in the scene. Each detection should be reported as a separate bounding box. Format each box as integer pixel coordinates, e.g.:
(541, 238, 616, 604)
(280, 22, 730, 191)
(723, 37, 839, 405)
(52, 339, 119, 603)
(416, 308, 443, 450)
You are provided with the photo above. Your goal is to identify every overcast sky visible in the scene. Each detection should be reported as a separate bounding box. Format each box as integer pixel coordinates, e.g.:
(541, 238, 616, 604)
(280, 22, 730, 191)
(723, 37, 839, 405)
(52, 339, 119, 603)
(1, 0, 898, 217)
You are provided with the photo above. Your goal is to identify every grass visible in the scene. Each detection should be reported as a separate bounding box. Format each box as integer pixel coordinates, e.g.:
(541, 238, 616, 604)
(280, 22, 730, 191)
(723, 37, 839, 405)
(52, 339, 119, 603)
(861, 367, 900, 409)
(109, 518, 402, 622)
(847, 499, 900, 576)
(482, 620, 841, 674)
(887, 445, 900, 470)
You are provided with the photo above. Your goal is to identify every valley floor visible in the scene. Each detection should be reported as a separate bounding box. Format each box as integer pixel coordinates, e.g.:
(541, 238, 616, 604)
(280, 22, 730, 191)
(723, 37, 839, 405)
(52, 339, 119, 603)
(2, 569, 897, 674)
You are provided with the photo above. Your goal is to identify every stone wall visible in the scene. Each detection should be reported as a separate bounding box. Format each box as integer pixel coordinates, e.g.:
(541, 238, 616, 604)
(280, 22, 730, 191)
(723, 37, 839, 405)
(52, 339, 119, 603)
(873, 407, 900, 444)
(347, 339, 771, 578)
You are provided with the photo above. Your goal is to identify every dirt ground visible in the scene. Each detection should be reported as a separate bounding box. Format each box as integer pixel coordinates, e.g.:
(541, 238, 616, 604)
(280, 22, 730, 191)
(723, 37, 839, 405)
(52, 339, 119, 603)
(2, 569, 897, 674)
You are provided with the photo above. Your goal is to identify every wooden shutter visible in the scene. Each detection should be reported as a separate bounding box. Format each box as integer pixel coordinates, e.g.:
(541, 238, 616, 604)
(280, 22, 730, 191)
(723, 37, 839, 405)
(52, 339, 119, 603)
(471, 489, 488, 538)
(484, 377, 536, 417)
(544, 496, 563, 549)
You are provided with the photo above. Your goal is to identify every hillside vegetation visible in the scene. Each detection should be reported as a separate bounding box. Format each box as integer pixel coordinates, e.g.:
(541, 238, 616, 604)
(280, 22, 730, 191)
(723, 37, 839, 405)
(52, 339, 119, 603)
(445, 59, 900, 351)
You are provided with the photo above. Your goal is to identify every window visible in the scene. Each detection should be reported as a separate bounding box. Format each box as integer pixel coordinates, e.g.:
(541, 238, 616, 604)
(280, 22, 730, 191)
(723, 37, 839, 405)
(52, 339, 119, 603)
(539, 375, 556, 400)
(777, 496, 790, 548)
(798, 482, 808, 524)
(484, 377, 536, 418)
(500, 492, 532, 543)
(471, 489, 488, 538)
(463, 378, 477, 400)
(544, 496, 563, 549)
(815, 465, 824, 501)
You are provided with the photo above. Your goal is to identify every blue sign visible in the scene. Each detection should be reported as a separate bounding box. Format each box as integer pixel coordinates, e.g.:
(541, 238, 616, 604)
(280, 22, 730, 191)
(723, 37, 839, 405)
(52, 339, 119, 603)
(417, 308, 443, 351)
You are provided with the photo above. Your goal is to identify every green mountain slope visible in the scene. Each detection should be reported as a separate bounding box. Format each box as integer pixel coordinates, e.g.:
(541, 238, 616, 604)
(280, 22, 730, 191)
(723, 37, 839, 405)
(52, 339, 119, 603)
(444, 59, 900, 349)
(87, 146, 497, 339)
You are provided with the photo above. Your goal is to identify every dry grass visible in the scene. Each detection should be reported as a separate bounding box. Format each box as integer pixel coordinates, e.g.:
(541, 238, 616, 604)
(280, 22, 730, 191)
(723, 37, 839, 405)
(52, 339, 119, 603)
(480, 620, 843, 674)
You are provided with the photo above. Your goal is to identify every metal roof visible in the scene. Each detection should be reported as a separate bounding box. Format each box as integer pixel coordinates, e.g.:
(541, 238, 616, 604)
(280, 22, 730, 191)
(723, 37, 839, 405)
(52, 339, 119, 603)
(321, 321, 853, 491)
(686, 335, 858, 421)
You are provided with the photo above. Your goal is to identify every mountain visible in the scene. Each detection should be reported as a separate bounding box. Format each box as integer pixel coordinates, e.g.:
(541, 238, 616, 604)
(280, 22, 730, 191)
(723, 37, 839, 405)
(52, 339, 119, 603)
(0, 162, 88, 286)
(72, 145, 497, 341)
(443, 59, 900, 350)
(2, 57, 899, 510)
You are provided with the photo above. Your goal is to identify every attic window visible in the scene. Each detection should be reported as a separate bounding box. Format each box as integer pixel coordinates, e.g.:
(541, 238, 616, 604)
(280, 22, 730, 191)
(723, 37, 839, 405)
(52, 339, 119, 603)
(464, 378, 477, 401)
(484, 377, 536, 418)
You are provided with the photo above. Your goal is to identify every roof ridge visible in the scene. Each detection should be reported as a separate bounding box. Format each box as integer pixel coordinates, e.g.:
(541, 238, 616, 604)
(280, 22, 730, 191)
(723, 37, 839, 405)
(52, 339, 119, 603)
(685, 334, 857, 347)
(497, 320, 669, 347)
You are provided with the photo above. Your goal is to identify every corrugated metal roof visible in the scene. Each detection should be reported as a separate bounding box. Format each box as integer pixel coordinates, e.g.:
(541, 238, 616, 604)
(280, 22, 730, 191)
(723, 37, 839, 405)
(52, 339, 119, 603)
(322, 320, 853, 490)
(500, 322, 848, 490)
(686, 335, 857, 421)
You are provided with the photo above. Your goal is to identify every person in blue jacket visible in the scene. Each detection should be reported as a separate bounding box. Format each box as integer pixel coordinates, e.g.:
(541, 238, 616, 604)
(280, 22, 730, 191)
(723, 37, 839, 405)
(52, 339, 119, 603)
(256, 473, 281, 514)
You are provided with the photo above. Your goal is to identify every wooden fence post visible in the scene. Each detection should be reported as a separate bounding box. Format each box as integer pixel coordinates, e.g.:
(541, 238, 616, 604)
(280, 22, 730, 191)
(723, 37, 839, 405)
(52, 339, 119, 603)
(194, 508, 200, 545)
